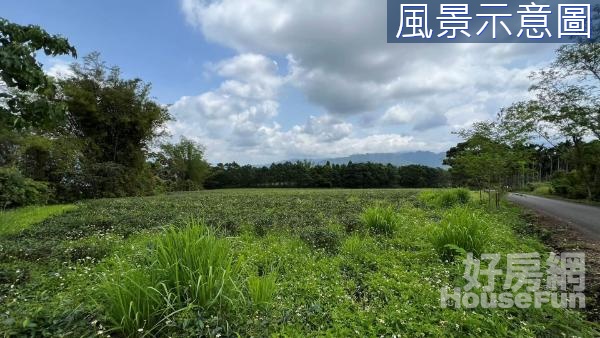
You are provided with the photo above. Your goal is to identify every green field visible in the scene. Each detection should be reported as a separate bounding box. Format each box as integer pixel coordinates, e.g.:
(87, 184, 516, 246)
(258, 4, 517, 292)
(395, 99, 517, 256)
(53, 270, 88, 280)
(0, 189, 597, 337)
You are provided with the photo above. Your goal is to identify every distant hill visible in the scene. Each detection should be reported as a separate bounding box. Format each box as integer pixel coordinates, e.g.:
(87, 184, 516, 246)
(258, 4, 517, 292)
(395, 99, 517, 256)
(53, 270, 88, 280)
(296, 151, 446, 168)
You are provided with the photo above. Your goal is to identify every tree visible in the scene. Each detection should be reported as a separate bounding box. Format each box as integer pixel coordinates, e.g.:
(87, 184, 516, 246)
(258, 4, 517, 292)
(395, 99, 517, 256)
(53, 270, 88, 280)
(499, 43, 600, 199)
(154, 137, 210, 191)
(60, 53, 170, 197)
(398, 165, 446, 188)
(445, 121, 535, 206)
(17, 134, 86, 202)
(202, 160, 448, 189)
(0, 18, 76, 130)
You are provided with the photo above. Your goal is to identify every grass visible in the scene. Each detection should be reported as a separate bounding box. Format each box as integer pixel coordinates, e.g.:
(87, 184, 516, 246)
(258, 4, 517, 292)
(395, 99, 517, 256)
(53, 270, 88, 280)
(0, 189, 597, 336)
(359, 204, 400, 235)
(154, 221, 237, 311)
(0, 204, 76, 236)
(96, 266, 164, 335)
(419, 188, 471, 208)
(431, 207, 491, 261)
(95, 220, 239, 336)
(247, 273, 277, 306)
(532, 183, 553, 195)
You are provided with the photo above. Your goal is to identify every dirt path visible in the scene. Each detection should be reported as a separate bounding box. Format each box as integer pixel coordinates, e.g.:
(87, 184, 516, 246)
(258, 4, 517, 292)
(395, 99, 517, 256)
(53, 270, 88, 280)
(516, 208, 600, 321)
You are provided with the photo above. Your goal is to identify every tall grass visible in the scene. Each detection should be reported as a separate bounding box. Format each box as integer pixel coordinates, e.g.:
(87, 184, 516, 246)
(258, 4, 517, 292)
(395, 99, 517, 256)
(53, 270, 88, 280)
(431, 207, 490, 261)
(419, 188, 471, 208)
(359, 205, 400, 235)
(96, 267, 165, 335)
(155, 221, 237, 311)
(247, 274, 277, 306)
(96, 220, 240, 337)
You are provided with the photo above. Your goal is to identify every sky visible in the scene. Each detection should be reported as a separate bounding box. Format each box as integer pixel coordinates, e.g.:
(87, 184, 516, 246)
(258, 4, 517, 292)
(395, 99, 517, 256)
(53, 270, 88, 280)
(3, 0, 560, 164)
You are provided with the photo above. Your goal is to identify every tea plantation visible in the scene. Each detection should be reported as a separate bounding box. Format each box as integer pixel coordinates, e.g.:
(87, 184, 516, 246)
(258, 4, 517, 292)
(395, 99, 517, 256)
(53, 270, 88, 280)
(0, 189, 597, 337)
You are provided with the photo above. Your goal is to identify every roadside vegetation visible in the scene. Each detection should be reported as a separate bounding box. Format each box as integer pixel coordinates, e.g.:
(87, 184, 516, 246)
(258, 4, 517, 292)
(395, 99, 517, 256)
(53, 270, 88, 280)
(1, 189, 597, 336)
(446, 44, 600, 202)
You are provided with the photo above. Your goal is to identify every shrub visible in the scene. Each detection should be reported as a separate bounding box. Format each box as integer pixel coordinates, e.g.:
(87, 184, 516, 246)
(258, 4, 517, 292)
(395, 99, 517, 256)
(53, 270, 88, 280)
(419, 188, 471, 208)
(551, 171, 588, 199)
(359, 205, 400, 236)
(247, 274, 277, 307)
(0, 167, 49, 208)
(526, 182, 553, 195)
(300, 226, 343, 254)
(534, 184, 552, 195)
(454, 188, 471, 204)
(431, 207, 490, 261)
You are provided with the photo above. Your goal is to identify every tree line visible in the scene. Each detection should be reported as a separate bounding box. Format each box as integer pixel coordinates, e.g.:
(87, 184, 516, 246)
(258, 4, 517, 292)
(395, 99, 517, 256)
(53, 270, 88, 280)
(446, 43, 600, 201)
(0, 18, 451, 208)
(204, 162, 449, 189)
(0, 19, 209, 207)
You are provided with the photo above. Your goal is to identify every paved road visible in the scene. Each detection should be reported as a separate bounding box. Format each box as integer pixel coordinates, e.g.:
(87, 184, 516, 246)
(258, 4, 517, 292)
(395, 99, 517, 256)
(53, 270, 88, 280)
(507, 193, 600, 240)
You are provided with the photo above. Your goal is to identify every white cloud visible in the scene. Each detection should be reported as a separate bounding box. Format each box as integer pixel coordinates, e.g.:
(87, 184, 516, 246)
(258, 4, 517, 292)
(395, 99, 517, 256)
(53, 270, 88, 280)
(45, 59, 74, 79)
(168, 52, 441, 163)
(380, 104, 447, 131)
(175, 0, 558, 163)
(293, 115, 353, 142)
(168, 55, 281, 146)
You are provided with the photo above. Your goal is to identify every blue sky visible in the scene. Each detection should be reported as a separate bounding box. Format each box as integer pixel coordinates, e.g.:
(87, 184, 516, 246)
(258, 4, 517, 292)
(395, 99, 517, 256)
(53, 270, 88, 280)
(3, 0, 234, 102)
(3, 0, 559, 164)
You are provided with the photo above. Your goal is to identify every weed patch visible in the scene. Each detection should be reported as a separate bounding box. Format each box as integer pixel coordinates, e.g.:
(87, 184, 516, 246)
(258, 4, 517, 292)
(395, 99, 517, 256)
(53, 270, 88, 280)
(359, 204, 400, 236)
(431, 207, 491, 261)
(419, 188, 472, 208)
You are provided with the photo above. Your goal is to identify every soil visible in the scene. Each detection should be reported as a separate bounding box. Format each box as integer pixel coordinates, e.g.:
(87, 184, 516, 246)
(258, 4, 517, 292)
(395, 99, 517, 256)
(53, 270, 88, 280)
(520, 210, 600, 322)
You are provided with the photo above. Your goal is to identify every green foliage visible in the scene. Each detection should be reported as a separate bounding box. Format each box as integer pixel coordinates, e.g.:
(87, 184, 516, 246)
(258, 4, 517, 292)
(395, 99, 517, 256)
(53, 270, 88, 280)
(0, 128, 20, 167)
(397, 164, 450, 188)
(551, 171, 589, 199)
(205, 161, 449, 189)
(95, 220, 239, 336)
(300, 225, 343, 254)
(544, 141, 600, 201)
(431, 207, 491, 261)
(526, 182, 553, 195)
(0, 17, 76, 130)
(1, 190, 597, 336)
(419, 188, 471, 208)
(445, 125, 533, 190)
(455, 44, 600, 200)
(58, 53, 171, 199)
(359, 204, 400, 235)
(154, 137, 210, 191)
(0, 167, 49, 208)
(154, 221, 237, 311)
(96, 266, 165, 335)
(454, 188, 471, 204)
(8, 134, 88, 203)
(0, 203, 75, 236)
(247, 273, 277, 307)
